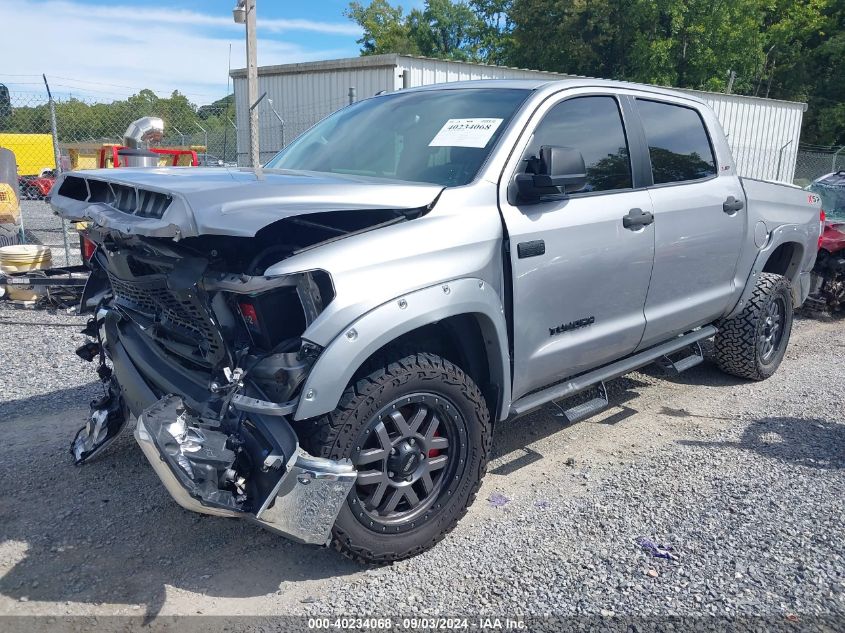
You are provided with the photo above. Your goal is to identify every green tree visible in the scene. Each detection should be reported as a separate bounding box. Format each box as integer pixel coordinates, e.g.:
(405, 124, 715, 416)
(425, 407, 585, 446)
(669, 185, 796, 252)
(345, 0, 421, 55)
(346, 0, 494, 62)
(470, 0, 515, 65)
(794, 0, 845, 144)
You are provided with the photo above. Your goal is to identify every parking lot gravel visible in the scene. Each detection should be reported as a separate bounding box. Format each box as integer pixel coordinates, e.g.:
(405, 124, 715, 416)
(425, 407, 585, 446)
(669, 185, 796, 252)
(0, 281, 842, 629)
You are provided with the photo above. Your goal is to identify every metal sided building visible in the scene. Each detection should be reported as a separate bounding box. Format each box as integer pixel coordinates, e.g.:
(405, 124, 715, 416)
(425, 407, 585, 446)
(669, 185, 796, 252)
(231, 54, 806, 182)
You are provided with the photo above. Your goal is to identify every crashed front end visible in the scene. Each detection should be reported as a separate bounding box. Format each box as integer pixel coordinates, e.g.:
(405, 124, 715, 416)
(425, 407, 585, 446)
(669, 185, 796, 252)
(47, 169, 435, 545)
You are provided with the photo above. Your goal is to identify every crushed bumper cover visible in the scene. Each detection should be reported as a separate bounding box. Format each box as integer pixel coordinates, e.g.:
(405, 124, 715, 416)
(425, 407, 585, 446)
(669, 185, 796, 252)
(135, 395, 356, 545)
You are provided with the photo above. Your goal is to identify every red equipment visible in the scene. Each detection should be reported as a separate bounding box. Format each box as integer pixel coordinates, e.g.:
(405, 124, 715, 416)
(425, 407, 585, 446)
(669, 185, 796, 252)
(97, 146, 198, 168)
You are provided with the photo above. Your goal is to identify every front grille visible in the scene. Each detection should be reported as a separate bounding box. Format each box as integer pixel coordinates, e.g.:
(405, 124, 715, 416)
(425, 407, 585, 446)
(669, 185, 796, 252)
(107, 271, 225, 366)
(58, 176, 171, 219)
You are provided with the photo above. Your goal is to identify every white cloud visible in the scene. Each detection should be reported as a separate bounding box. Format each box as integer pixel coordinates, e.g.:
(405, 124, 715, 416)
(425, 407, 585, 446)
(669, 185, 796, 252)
(0, 1, 359, 102)
(26, 2, 362, 35)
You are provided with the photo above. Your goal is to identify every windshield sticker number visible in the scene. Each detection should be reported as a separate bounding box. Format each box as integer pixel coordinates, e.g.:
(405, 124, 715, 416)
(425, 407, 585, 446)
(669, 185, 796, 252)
(429, 118, 503, 148)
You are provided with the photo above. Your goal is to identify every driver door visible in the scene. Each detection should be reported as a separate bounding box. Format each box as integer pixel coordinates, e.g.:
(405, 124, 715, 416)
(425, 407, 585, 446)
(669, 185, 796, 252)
(498, 92, 656, 401)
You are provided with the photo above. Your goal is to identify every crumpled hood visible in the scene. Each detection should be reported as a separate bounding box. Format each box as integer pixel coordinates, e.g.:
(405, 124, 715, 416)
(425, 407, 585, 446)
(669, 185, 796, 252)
(50, 167, 443, 239)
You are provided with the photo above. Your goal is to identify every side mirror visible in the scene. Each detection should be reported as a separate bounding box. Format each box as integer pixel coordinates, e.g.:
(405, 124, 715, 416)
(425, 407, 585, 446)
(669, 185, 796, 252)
(516, 145, 587, 202)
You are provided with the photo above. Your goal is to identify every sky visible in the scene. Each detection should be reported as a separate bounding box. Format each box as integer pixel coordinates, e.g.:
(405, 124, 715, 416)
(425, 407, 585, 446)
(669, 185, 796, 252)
(0, 0, 392, 105)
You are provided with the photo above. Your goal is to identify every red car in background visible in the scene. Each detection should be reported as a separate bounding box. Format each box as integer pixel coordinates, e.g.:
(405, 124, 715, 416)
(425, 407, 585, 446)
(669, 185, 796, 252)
(19, 169, 56, 200)
(805, 170, 845, 314)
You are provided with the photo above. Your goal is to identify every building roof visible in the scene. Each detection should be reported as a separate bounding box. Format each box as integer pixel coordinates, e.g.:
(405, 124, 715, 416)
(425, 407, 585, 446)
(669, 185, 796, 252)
(231, 53, 807, 110)
(230, 53, 413, 78)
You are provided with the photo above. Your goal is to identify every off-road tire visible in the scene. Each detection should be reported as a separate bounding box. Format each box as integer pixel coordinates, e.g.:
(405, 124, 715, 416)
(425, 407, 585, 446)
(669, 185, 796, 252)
(299, 352, 492, 563)
(715, 272, 793, 380)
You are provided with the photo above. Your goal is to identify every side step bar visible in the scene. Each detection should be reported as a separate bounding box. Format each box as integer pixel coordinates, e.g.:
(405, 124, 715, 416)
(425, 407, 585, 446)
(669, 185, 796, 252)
(656, 341, 705, 375)
(551, 382, 609, 424)
(509, 326, 717, 418)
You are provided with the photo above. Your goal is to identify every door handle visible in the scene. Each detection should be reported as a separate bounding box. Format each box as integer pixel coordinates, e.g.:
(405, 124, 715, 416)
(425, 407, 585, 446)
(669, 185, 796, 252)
(517, 240, 545, 258)
(622, 208, 654, 230)
(723, 196, 744, 214)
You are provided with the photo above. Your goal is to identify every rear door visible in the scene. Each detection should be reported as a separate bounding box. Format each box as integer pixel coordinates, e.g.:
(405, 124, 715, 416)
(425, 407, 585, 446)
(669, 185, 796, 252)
(633, 97, 746, 348)
(498, 91, 656, 401)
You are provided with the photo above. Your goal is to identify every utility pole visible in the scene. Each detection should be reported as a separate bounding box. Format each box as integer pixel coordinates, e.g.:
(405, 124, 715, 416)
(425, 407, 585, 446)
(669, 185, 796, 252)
(246, 0, 259, 168)
(233, 0, 259, 167)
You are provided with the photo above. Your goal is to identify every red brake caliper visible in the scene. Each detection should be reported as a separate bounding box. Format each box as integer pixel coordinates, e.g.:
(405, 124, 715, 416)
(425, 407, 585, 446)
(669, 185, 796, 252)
(428, 430, 440, 458)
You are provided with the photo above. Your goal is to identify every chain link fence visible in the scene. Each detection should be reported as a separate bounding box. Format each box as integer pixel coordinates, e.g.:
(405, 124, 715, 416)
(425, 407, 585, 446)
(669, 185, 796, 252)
(794, 145, 845, 187)
(2, 84, 843, 265)
(242, 95, 353, 167)
(0, 87, 352, 265)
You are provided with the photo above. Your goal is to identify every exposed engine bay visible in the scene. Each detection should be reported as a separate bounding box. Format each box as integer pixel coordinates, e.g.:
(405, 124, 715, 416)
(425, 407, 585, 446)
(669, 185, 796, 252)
(67, 203, 431, 544)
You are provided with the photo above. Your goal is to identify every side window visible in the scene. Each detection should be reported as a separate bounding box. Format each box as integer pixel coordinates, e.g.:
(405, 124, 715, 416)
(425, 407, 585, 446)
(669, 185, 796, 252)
(636, 99, 717, 184)
(524, 96, 632, 193)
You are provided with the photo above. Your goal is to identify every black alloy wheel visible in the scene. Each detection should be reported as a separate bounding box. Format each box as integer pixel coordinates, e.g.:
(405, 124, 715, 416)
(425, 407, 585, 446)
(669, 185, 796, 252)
(350, 393, 465, 531)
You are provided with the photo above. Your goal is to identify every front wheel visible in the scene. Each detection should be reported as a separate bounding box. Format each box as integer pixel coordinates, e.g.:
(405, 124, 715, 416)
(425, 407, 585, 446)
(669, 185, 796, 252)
(715, 272, 794, 380)
(299, 352, 492, 563)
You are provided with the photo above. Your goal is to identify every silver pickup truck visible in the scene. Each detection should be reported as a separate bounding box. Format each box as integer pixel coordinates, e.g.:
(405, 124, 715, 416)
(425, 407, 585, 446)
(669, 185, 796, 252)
(51, 79, 822, 563)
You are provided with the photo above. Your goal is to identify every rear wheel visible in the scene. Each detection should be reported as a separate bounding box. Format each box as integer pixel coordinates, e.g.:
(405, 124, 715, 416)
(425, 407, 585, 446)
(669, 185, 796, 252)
(715, 273, 793, 380)
(299, 352, 491, 563)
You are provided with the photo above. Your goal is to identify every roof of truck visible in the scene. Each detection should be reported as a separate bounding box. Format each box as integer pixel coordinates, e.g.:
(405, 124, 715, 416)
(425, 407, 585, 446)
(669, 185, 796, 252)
(401, 78, 709, 105)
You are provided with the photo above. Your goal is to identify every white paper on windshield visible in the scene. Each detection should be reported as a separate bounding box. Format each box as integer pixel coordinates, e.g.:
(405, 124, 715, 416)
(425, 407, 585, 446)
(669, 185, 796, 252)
(428, 118, 503, 148)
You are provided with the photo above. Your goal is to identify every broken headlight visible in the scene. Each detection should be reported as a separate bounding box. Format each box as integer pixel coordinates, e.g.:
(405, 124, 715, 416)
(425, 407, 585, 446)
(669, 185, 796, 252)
(234, 270, 334, 351)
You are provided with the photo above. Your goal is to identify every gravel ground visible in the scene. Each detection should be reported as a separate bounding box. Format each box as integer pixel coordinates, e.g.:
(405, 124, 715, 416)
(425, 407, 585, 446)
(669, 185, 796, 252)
(0, 295, 842, 630)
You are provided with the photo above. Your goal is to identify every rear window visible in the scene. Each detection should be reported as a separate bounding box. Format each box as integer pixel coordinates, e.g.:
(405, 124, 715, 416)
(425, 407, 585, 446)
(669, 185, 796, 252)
(636, 99, 717, 185)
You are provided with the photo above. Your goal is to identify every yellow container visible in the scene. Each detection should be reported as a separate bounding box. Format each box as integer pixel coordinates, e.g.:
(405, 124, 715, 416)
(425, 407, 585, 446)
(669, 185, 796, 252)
(0, 245, 52, 273)
(0, 182, 20, 224)
(1, 245, 52, 302)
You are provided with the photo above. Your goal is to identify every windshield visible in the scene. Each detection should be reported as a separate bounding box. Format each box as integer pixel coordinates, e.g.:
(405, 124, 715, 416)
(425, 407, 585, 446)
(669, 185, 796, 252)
(808, 173, 845, 222)
(265, 88, 530, 187)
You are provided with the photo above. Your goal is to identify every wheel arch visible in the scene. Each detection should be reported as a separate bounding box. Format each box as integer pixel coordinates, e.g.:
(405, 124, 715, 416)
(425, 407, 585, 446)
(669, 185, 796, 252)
(726, 226, 813, 318)
(761, 241, 805, 284)
(293, 278, 511, 422)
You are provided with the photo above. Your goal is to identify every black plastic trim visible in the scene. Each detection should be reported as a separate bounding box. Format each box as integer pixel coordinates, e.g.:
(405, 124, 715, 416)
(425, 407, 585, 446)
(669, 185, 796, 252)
(517, 240, 545, 258)
(618, 95, 654, 189)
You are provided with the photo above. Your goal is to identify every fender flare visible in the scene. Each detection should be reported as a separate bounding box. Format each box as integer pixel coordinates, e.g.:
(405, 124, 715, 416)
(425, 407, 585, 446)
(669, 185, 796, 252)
(293, 277, 512, 422)
(725, 223, 811, 319)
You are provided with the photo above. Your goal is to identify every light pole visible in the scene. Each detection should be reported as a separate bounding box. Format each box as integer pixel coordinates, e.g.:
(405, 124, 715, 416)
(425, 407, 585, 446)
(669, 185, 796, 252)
(234, 0, 260, 168)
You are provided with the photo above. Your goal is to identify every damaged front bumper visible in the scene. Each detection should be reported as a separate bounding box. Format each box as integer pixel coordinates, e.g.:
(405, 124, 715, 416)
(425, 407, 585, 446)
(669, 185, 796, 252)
(134, 395, 356, 544)
(62, 215, 358, 545)
(81, 298, 355, 546)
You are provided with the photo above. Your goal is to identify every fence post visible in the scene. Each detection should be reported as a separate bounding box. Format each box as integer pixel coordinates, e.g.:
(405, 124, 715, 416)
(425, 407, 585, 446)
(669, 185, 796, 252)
(833, 146, 845, 173)
(43, 75, 71, 266)
(776, 139, 793, 183)
(267, 98, 285, 149)
(348, 87, 356, 105)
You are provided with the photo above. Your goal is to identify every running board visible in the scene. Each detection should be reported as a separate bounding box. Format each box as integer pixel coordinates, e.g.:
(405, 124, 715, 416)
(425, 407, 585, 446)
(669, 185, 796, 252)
(656, 341, 705, 375)
(551, 382, 608, 424)
(509, 326, 717, 418)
